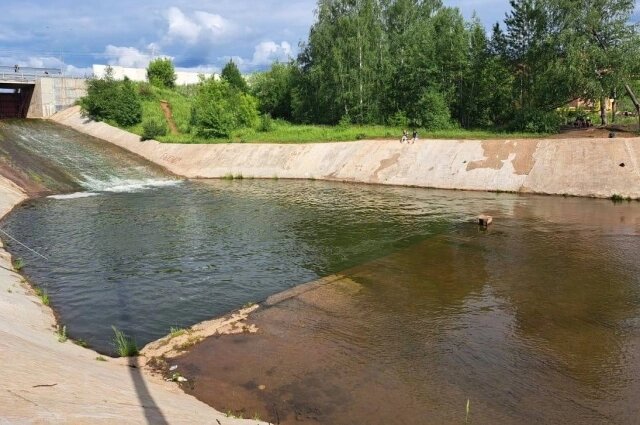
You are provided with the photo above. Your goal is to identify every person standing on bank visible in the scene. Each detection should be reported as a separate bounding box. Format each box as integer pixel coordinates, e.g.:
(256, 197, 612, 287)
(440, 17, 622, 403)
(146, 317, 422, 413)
(411, 130, 418, 144)
(401, 129, 408, 143)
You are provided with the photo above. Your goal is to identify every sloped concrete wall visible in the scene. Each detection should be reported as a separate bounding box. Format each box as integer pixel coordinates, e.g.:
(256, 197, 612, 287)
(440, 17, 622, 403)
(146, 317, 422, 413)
(51, 106, 640, 198)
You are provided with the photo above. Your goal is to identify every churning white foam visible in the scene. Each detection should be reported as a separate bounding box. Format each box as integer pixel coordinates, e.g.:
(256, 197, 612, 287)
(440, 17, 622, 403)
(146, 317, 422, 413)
(48, 192, 100, 200)
(80, 176, 182, 193)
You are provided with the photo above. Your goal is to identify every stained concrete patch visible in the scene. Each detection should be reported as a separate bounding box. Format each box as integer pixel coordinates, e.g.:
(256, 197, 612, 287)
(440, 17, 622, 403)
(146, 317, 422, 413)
(372, 153, 401, 182)
(466, 140, 539, 175)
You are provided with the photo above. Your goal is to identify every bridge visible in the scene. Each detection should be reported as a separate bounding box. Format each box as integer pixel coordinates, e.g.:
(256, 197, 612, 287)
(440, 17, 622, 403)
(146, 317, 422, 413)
(0, 66, 87, 119)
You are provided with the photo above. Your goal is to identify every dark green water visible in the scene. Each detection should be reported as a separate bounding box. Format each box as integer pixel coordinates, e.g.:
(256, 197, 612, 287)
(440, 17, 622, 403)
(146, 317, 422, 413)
(3, 178, 516, 353)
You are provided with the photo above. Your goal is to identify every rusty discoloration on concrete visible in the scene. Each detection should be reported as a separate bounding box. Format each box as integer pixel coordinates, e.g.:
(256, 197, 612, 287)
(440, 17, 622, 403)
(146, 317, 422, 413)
(466, 140, 538, 175)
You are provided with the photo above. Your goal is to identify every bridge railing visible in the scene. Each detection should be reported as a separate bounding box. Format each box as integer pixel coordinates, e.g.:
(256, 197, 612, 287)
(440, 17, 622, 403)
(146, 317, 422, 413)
(0, 66, 63, 82)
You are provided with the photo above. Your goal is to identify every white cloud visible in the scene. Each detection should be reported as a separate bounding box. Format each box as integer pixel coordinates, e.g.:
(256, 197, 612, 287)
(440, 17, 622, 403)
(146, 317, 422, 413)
(251, 41, 292, 66)
(164, 7, 236, 45)
(166, 7, 201, 44)
(224, 40, 293, 71)
(103, 45, 152, 68)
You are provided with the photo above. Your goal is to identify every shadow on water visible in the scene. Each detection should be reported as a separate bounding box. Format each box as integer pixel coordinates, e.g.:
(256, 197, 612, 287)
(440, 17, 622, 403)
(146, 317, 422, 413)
(127, 357, 169, 425)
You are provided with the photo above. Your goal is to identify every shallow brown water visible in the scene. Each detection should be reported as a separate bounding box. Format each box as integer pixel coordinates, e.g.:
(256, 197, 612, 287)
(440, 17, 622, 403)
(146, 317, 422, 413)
(175, 198, 640, 424)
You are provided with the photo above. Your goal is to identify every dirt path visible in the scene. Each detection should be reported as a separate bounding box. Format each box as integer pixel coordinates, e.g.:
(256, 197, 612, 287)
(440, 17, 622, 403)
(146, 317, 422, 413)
(159, 100, 179, 135)
(552, 126, 638, 138)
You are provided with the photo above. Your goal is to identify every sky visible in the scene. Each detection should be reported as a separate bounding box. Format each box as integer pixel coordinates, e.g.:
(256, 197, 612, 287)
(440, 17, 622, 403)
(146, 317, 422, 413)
(0, 0, 637, 76)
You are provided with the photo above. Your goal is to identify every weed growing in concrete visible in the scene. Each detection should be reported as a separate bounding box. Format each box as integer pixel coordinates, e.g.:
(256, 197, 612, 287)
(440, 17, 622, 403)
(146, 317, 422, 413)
(12, 258, 24, 271)
(174, 335, 203, 351)
(56, 325, 67, 343)
(40, 290, 50, 306)
(73, 339, 89, 348)
(169, 326, 186, 338)
(225, 410, 243, 419)
(34, 287, 50, 305)
(95, 356, 107, 362)
(112, 326, 139, 357)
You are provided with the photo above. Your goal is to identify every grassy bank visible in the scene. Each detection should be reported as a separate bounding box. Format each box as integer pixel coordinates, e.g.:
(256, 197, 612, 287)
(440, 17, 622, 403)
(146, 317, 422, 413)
(120, 85, 546, 144)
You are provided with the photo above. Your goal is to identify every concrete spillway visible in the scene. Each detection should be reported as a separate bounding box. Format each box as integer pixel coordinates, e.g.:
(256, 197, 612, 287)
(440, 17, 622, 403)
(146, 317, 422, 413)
(52, 105, 640, 199)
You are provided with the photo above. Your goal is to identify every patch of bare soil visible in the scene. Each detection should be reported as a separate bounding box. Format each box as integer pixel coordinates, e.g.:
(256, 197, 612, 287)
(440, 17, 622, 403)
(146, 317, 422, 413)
(552, 125, 639, 139)
(159, 100, 179, 135)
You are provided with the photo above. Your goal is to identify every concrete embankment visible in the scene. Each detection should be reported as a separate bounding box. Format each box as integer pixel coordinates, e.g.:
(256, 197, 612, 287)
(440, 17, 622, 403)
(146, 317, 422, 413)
(51, 106, 640, 198)
(0, 177, 263, 424)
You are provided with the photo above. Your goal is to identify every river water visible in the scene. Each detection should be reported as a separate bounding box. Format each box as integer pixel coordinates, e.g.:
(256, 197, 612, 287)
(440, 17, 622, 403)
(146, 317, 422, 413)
(1, 120, 640, 423)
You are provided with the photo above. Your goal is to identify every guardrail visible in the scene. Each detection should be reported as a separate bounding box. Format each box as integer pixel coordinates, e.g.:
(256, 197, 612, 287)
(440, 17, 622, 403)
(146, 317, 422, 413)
(0, 66, 64, 82)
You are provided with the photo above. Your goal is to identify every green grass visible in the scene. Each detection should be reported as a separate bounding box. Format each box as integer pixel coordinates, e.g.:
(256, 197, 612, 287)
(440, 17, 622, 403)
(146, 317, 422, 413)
(95, 356, 107, 362)
(121, 83, 548, 144)
(33, 286, 49, 305)
(112, 326, 139, 357)
(12, 258, 24, 271)
(56, 325, 67, 343)
(73, 338, 89, 348)
(148, 121, 547, 144)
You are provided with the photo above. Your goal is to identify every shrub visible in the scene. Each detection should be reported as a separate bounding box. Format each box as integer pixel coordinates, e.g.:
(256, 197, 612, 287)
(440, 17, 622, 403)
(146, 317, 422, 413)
(258, 113, 274, 132)
(509, 109, 563, 133)
(338, 114, 351, 129)
(147, 58, 177, 89)
(191, 78, 259, 138)
(410, 90, 451, 130)
(141, 119, 168, 141)
(80, 69, 142, 127)
(111, 78, 142, 126)
(388, 111, 409, 128)
(138, 82, 154, 99)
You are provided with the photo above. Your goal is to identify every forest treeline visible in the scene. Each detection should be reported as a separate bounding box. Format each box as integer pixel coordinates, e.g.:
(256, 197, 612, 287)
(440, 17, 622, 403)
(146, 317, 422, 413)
(81, 0, 639, 139)
(253, 0, 639, 132)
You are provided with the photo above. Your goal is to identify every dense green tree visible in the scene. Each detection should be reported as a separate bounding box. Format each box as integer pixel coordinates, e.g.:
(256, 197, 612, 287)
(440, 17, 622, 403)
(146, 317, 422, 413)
(250, 62, 295, 120)
(221, 60, 249, 93)
(233, 0, 639, 131)
(147, 58, 177, 89)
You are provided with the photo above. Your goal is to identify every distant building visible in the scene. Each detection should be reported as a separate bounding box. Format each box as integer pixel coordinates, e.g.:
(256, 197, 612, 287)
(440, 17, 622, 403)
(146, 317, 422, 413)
(565, 98, 614, 111)
(91, 65, 216, 85)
